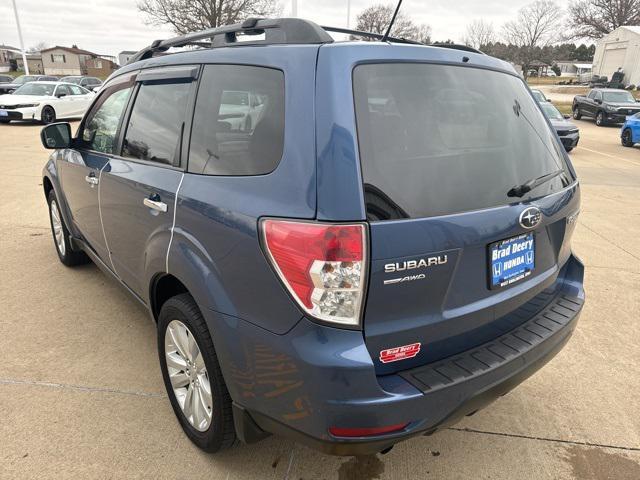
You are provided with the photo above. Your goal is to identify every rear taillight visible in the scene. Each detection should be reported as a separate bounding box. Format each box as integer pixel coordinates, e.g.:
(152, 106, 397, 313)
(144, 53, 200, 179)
(260, 219, 368, 327)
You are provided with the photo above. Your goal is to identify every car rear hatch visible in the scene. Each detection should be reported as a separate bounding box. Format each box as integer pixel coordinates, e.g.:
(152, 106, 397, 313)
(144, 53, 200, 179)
(351, 61, 581, 375)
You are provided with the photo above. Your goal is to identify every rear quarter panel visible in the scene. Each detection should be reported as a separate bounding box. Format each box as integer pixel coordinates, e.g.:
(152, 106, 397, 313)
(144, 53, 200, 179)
(166, 46, 320, 335)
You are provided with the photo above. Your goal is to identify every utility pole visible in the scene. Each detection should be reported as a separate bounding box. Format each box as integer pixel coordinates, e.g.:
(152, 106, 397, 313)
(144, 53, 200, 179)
(11, 0, 29, 75)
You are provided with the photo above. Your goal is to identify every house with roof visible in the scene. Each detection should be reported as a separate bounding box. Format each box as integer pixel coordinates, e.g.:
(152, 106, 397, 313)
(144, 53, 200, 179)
(554, 60, 593, 82)
(16, 53, 44, 74)
(0, 44, 20, 72)
(593, 26, 640, 85)
(41, 45, 118, 77)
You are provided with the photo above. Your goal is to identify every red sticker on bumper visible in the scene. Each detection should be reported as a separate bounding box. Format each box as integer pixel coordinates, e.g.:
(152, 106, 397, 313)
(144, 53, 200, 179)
(379, 343, 421, 363)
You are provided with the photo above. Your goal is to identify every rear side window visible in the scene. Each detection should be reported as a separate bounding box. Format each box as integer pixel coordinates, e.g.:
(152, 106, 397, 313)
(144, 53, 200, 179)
(122, 81, 191, 165)
(353, 63, 571, 221)
(188, 65, 284, 176)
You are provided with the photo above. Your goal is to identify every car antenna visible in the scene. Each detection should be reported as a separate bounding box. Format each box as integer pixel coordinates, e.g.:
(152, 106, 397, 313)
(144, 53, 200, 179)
(382, 0, 404, 43)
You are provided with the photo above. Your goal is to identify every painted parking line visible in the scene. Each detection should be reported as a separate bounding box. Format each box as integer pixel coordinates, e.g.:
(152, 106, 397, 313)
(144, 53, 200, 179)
(578, 145, 640, 167)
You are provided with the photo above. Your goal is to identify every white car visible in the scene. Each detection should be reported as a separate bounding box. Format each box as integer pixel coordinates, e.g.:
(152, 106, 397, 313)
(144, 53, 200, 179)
(218, 90, 265, 131)
(0, 81, 94, 124)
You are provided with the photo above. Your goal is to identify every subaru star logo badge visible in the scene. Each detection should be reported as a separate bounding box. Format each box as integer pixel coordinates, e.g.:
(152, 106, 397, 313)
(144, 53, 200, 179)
(519, 207, 542, 229)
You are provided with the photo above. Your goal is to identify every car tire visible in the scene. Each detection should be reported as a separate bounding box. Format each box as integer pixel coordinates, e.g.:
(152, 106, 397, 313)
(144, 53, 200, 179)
(572, 107, 582, 120)
(47, 190, 90, 266)
(596, 111, 605, 126)
(158, 293, 237, 453)
(41, 106, 56, 125)
(622, 129, 634, 147)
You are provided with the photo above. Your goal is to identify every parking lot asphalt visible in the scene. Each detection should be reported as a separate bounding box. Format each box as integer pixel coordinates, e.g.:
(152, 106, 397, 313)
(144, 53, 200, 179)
(1, 119, 639, 480)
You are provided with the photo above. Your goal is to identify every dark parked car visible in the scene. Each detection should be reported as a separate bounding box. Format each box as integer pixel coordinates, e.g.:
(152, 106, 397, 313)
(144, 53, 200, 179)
(573, 88, 640, 126)
(39, 18, 584, 456)
(0, 74, 58, 94)
(60, 75, 103, 90)
(531, 88, 550, 103)
(540, 102, 580, 152)
(0, 74, 14, 83)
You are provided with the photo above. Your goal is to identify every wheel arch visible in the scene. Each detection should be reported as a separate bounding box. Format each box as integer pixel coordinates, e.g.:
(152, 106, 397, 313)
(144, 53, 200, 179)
(43, 175, 54, 199)
(149, 273, 189, 322)
(39, 104, 55, 122)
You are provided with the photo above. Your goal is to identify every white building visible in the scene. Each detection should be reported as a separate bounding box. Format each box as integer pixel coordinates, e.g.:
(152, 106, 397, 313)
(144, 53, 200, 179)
(118, 51, 137, 66)
(592, 26, 640, 84)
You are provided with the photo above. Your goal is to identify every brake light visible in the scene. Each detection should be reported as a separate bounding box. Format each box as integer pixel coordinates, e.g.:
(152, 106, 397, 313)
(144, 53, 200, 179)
(261, 219, 367, 327)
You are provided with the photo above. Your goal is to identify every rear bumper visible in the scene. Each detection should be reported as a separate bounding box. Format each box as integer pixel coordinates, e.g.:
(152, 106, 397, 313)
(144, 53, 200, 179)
(219, 255, 585, 455)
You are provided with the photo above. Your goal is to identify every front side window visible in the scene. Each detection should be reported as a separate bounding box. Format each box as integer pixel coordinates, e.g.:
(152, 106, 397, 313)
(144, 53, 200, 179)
(122, 81, 191, 165)
(188, 65, 285, 176)
(353, 63, 572, 221)
(55, 85, 71, 97)
(81, 85, 132, 153)
(68, 85, 85, 95)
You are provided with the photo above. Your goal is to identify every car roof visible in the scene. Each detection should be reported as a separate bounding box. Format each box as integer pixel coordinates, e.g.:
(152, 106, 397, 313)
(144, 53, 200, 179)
(114, 41, 514, 84)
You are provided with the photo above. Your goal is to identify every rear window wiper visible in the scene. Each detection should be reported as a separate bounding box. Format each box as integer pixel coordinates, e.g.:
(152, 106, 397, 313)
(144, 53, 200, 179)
(507, 169, 566, 198)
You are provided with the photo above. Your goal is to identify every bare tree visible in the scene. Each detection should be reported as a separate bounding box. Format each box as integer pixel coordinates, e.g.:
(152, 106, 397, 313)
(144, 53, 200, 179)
(27, 41, 48, 53)
(464, 19, 496, 49)
(354, 4, 432, 43)
(568, 0, 640, 39)
(138, 0, 279, 34)
(502, 0, 564, 78)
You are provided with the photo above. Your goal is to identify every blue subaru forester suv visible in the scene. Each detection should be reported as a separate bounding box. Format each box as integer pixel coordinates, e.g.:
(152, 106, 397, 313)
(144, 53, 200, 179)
(40, 18, 585, 455)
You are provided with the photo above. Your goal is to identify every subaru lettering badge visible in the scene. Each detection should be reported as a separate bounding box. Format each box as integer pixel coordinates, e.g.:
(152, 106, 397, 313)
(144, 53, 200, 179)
(519, 207, 542, 229)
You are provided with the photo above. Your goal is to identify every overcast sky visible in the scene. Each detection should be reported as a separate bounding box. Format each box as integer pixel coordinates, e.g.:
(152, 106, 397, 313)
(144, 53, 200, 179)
(0, 0, 572, 58)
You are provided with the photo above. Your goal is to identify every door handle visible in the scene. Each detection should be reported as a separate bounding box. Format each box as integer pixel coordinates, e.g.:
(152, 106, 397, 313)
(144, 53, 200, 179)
(143, 197, 168, 213)
(85, 174, 99, 185)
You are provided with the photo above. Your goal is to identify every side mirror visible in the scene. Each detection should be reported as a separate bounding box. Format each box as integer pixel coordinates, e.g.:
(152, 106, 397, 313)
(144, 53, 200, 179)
(41, 122, 72, 149)
(56, 92, 67, 98)
(595, 99, 602, 104)
(564, 114, 571, 119)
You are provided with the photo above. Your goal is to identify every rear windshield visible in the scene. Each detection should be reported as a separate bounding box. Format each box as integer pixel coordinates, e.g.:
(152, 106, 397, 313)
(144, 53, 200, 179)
(353, 63, 572, 221)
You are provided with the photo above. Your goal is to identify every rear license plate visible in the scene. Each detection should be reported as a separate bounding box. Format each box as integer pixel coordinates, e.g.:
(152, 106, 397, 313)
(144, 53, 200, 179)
(489, 233, 535, 289)
(0, 110, 7, 117)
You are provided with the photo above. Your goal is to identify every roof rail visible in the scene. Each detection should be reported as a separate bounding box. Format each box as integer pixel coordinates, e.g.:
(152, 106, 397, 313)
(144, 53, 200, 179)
(127, 17, 334, 64)
(126, 18, 484, 66)
(321, 26, 424, 45)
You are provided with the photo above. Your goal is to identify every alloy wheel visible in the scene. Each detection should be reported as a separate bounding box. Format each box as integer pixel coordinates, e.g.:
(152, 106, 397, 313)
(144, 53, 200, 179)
(42, 107, 55, 124)
(164, 319, 213, 432)
(50, 200, 66, 256)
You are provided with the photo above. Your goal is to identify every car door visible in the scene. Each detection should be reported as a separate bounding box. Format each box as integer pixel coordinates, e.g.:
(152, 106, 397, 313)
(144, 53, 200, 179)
(52, 84, 74, 119)
(591, 91, 602, 116)
(57, 74, 135, 263)
(631, 114, 640, 142)
(67, 84, 90, 116)
(99, 66, 197, 298)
